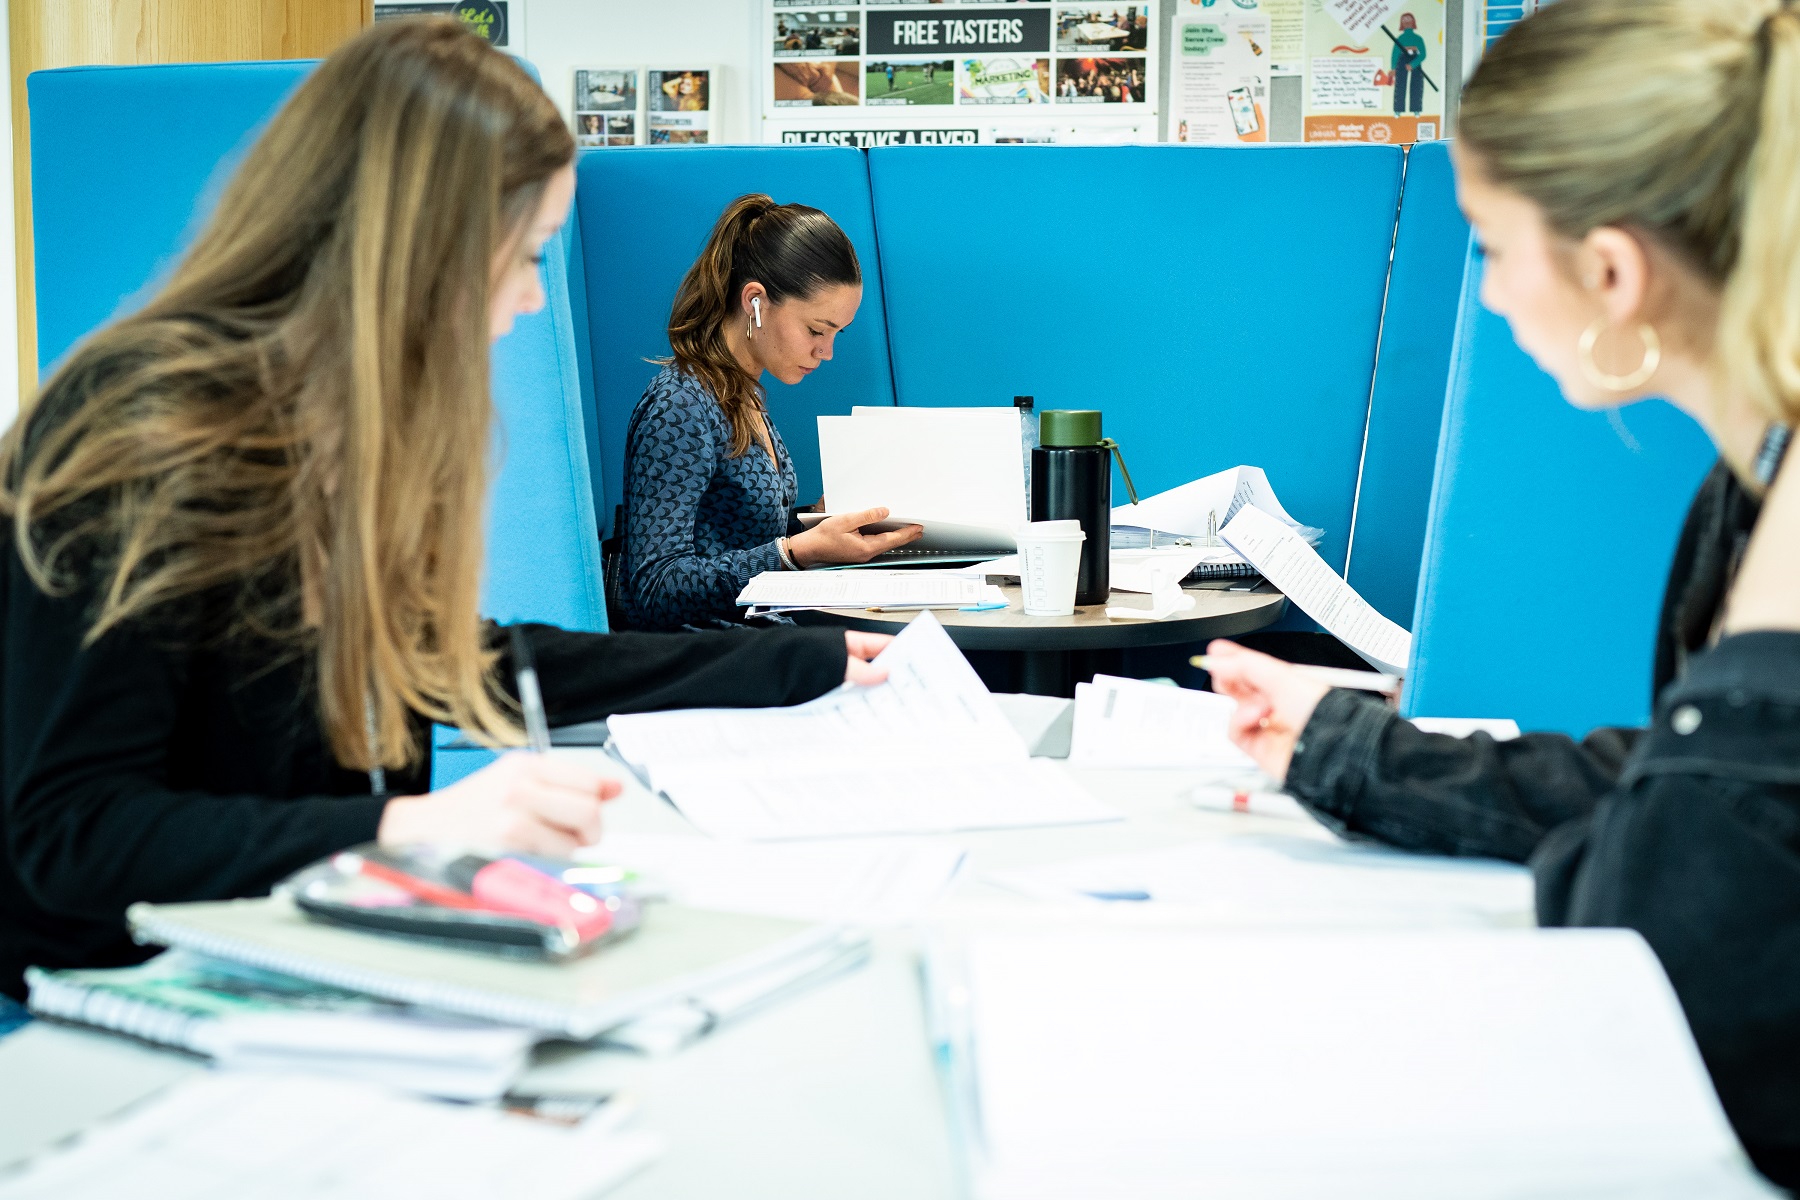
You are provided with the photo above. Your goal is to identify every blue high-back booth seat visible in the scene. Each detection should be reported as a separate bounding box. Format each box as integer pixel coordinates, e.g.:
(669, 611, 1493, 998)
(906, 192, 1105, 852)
(29, 62, 608, 786)
(867, 144, 1405, 583)
(1347, 141, 1470, 626)
(1402, 250, 1716, 737)
(573, 145, 897, 533)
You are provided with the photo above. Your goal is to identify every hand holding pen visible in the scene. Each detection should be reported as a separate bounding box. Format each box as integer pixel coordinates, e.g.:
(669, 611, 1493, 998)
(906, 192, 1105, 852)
(374, 628, 620, 854)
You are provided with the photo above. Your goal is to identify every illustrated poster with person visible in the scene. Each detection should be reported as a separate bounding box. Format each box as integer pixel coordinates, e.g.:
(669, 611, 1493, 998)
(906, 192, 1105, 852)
(1302, 0, 1444, 145)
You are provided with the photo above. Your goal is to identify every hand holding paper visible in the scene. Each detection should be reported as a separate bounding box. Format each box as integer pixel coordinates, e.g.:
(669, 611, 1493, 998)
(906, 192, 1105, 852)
(1202, 639, 1333, 783)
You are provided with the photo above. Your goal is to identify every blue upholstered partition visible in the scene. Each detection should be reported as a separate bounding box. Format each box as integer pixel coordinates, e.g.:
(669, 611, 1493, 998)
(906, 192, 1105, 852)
(868, 144, 1404, 577)
(1403, 250, 1716, 736)
(29, 62, 312, 372)
(1346, 141, 1470, 626)
(573, 146, 897, 532)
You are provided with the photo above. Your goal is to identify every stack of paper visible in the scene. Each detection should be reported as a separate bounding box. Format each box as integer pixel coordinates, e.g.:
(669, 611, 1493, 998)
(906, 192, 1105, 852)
(930, 925, 1774, 1199)
(1068, 675, 1258, 772)
(738, 569, 1006, 614)
(606, 612, 1119, 840)
(1111, 465, 1323, 553)
(986, 834, 1534, 927)
(0, 1071, 662, 1200)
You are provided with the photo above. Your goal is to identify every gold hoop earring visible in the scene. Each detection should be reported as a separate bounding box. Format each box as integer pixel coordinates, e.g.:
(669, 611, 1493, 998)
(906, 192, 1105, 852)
(1577, 319, 1661, 393)
(745, 319, 755, 341)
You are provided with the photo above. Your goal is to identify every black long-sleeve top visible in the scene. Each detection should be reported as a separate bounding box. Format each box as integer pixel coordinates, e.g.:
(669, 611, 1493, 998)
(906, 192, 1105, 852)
(0, 524, 847, 999)
(1283, 461, 1800, 1185)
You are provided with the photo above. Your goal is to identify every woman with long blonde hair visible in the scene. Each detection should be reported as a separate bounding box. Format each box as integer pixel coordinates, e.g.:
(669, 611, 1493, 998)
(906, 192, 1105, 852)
(1208, 0, 1800, 1180)
(0, 19, 885, 1001)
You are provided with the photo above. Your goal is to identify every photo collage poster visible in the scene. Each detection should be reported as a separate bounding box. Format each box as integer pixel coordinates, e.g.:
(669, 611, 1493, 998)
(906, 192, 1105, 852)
(765, 2, 1157, 146)
(573, 68, 716, 148)
(1169, 0, 1444, 146)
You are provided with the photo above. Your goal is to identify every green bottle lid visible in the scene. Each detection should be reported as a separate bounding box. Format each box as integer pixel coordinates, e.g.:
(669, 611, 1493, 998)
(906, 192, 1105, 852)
(1039, 409, 1102, 447)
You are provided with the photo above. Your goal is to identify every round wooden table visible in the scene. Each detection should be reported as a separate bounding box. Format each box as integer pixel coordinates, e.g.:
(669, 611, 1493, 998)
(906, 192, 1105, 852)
(795, 582, 1287, 696)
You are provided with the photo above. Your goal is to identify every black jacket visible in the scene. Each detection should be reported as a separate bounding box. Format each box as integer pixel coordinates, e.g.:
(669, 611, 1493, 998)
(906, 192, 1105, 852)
(0, 530, 847, 1000)
(1285, 461, 1800, 1184)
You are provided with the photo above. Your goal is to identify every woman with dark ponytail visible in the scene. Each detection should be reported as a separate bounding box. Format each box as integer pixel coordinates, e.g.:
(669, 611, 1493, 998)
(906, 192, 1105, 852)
(1207, 0, 1800, 1181)
(619, 194, 921, 630)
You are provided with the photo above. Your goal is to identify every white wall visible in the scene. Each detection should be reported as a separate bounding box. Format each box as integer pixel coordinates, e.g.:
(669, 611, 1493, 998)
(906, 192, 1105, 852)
(519, 0, 762, 144)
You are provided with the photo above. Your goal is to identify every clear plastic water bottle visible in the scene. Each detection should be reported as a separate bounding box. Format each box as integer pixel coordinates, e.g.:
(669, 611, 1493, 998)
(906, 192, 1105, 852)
(1015, 395, 1039, 519)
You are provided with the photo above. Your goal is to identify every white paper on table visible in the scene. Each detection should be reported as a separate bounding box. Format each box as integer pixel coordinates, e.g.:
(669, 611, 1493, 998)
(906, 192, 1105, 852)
(1411, 717, 1522, 741)
(1106, 547, 1209, 593)
(938, 925, 1770, 1200)
(818, 407, 1027, 529)
(986, 834, 1533, 927)
(575, 833, 966, 927)
(0, 1071, 662, 1200)
(1221, 504, 1412, 675)
(738, 570, 989, 610)
(1111, 465, 1309, 539)
(1068, 675, 1257, 771)
(606, 613, 1119, 840)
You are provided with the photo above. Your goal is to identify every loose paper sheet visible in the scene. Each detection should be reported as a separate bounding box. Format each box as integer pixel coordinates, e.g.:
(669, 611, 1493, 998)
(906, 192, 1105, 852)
(606, 613, 1118, 840)
(1069, 675, 1257, 772)
(1221, 504, 1411, 675)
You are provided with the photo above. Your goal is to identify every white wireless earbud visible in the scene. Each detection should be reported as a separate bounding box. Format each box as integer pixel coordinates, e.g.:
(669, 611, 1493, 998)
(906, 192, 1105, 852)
(752, 296, 763, 328)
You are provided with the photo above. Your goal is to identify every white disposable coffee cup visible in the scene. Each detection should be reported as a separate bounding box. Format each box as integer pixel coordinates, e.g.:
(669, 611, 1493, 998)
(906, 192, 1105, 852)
(1017, 520, 1087, 617)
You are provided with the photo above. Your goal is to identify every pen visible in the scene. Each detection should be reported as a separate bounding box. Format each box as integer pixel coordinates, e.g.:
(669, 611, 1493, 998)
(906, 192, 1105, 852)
(510, 626, 552, 752)
(1189, 655, 1401, 695)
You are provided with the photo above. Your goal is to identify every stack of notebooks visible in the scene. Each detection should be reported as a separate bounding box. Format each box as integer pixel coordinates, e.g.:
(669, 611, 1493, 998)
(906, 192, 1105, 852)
(25, 893, 869, 1097)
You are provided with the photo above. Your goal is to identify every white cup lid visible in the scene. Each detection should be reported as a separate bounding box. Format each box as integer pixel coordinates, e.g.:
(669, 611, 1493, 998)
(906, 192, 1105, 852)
(1022, 519, 1083, 534)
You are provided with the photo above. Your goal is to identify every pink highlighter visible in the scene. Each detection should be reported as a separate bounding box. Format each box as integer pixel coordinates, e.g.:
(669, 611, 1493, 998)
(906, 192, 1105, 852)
(459, 857, 615, 943)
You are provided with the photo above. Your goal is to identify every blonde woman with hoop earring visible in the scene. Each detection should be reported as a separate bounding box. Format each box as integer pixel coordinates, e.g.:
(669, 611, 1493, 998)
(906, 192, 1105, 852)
(1205, 0, 1800, 1183)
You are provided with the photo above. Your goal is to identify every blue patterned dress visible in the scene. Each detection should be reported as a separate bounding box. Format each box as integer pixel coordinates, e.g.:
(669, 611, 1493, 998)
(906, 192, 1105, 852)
(620, 365, 799, 630)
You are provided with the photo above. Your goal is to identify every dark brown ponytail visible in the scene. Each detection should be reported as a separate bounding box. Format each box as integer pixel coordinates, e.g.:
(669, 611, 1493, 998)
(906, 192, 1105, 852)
(664, 193, 860, 457)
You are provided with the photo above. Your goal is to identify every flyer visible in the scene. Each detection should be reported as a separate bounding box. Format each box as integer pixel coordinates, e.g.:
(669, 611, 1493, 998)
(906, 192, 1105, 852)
(1170, 12, 1272, 144)
(1302, 0, 1443, 145)
(649, 69, 714, 143)
(573, 68, 640, 148)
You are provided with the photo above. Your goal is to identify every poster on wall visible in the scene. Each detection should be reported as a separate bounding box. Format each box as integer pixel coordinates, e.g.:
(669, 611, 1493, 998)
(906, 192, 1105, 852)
(1303, 0, 1444, 144)
(649, 70, 715, 143)
(1169, 9, 1272, 143)
(573, 69, 641, 147)
(763, 1, 1155, 144)
(373, 1, 513, 47)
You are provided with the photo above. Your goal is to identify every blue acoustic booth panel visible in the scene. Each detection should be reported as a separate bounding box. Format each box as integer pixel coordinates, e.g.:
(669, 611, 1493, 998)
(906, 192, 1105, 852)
(574, 146, 897, 529)
(29, 62, 313, 373)
(1346, 141, 1471, 627)
(868, 144, 1405, 577)
(1402, 250, 1717, 737)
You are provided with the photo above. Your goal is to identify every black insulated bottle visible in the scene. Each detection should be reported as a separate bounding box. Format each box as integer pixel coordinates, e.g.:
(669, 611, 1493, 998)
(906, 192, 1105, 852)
(1030, 410, 1111, 606)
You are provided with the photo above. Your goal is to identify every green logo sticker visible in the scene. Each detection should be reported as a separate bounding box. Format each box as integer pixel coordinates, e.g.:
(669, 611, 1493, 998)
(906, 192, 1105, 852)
(1183, 24, 1227, 55)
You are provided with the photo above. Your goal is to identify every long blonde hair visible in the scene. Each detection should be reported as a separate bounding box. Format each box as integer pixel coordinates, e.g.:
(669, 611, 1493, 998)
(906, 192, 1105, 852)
(0, 18, 574, 771)
(663, 193, 859, 458)
(1460, 0, 1800, 430)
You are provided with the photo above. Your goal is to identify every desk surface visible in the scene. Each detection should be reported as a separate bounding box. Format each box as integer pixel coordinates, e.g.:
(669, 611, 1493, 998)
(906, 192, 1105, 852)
(0, 765, 1329, 1199)
(796, 582, 1286, 651)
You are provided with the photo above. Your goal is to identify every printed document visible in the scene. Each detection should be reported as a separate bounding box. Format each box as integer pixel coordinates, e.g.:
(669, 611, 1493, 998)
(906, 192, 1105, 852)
(818, 407, 1027, 531)
(606, 613, 1118, 840)
(1068, 675, 1257, 772)
(1111, 465, 1320, 546)
(1222, 504, 1412, 675)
